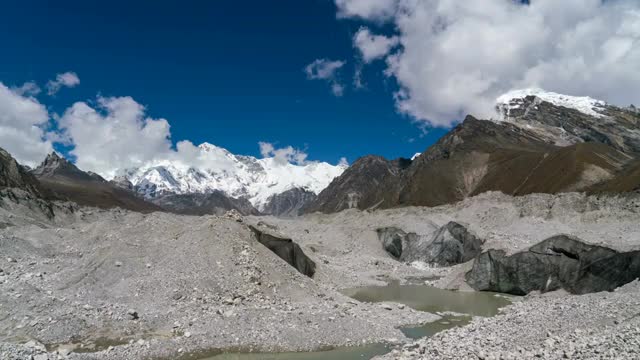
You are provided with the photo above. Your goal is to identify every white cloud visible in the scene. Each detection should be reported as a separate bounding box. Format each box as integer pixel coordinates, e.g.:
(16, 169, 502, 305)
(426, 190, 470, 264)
(305, 58, 345, 80)
(331, 83, 345, 97)
(353, 27, 399, 63)
(0, 82, 53, 167)
(336, 0, 640, 127)
(58, 96, 173, 178)
(54, 94, 339, 178)
(338, 157, 349, 167)
(259, 141, 309, 165)
(47, 72, 80, 95)
(305, 58, 347, 97)
(12, 81, 41, 97)
(335, 0, 398, 20)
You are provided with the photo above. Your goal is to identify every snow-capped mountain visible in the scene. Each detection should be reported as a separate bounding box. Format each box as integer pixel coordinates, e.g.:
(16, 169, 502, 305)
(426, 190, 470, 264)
(115, 143, 347, 211)
(307, 89, 640, 213)
(496, 88, 607, 119)
(493, 88, 640, 153)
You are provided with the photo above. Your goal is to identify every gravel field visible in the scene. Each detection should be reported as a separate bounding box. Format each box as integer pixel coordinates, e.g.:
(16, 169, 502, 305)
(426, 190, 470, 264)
(380, 281, 640, 359)
(1, 190, 639, 359)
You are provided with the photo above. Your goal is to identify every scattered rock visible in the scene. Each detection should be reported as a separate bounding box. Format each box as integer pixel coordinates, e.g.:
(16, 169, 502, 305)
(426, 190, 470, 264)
(127, 309, 139, 320)
(224, 209, 244, 222)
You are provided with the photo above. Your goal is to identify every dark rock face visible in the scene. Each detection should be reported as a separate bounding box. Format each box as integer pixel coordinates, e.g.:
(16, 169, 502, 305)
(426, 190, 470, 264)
(153, 191, 259, 216)
(262, 187, 317, 217)
(0, 147, 41, 196)
(377, 222, 484, 266)
(466, 235, 640, 295)
(249, 225, 316, 278)
(305, 155, 410, 213)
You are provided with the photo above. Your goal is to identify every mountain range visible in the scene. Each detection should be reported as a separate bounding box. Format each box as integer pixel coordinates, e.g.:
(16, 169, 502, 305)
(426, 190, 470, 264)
(305, 89, 640, 213)
(113, 143, 346, 213)
(1, 89, 638, 216)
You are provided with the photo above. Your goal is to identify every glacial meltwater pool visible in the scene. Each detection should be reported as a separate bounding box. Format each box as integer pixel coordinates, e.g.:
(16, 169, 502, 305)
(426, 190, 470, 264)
(200, 283, 511, 360)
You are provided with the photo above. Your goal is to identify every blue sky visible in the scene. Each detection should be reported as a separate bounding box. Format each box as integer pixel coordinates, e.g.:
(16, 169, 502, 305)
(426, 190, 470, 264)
(0, 0, 449, 165)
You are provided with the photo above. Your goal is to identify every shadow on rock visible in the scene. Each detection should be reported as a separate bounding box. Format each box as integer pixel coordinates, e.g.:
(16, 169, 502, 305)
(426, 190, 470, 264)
(249, 224, 316, 278)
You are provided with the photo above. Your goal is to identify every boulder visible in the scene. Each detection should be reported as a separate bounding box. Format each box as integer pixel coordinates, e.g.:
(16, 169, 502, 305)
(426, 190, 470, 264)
(376, 227, 406, 259)
(466, 235, 640, 295)
(377, 222, 484, 266)
(249, 225, 316, 278)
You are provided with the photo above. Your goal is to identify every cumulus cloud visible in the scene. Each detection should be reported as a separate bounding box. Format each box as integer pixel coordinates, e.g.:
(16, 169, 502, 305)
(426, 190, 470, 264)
(353, 27, 399, 63)
(47, 72, 80, 95)
(57, 96, 173, 178)
(0, 82, 53, 166)
(52, 93, 337, 178)
(259, 141, 309, 165)
(335, 0, 640, 127)
(304, 58, 346, 96)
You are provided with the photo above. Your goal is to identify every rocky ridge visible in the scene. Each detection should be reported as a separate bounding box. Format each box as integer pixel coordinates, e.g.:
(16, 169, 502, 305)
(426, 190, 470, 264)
(307, 90, 640, 213)
(30, 152, 161, 213)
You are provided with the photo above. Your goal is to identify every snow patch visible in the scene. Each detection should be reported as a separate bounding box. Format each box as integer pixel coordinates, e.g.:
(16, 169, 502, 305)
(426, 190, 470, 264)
(496, 88, 607, 119)
(411, 153, 421, 161)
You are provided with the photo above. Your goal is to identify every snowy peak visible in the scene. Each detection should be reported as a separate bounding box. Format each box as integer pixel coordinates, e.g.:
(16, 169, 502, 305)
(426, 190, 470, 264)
(496, 88, 607, 119)
(492, 89, 640, 154)
(118, 143, 347, 211)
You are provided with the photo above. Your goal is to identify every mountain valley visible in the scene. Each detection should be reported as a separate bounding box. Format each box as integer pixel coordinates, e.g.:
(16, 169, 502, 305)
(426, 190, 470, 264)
(1, 89, 640, 360)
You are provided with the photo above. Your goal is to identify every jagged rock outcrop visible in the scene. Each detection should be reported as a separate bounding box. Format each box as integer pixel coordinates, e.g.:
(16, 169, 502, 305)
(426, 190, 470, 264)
(262, 187, 317, 217)
(466, 235, 640, 295)
(249, 224, 316, 277)
(306, 92, 640, 213)
(0, 148, 67, 220)
(0, 147, 42, 196)
(32, 152, 160, 213)
(32, 152, 101, 181)
(153, 191, 259, 216)
(377, 222, 484, 266)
